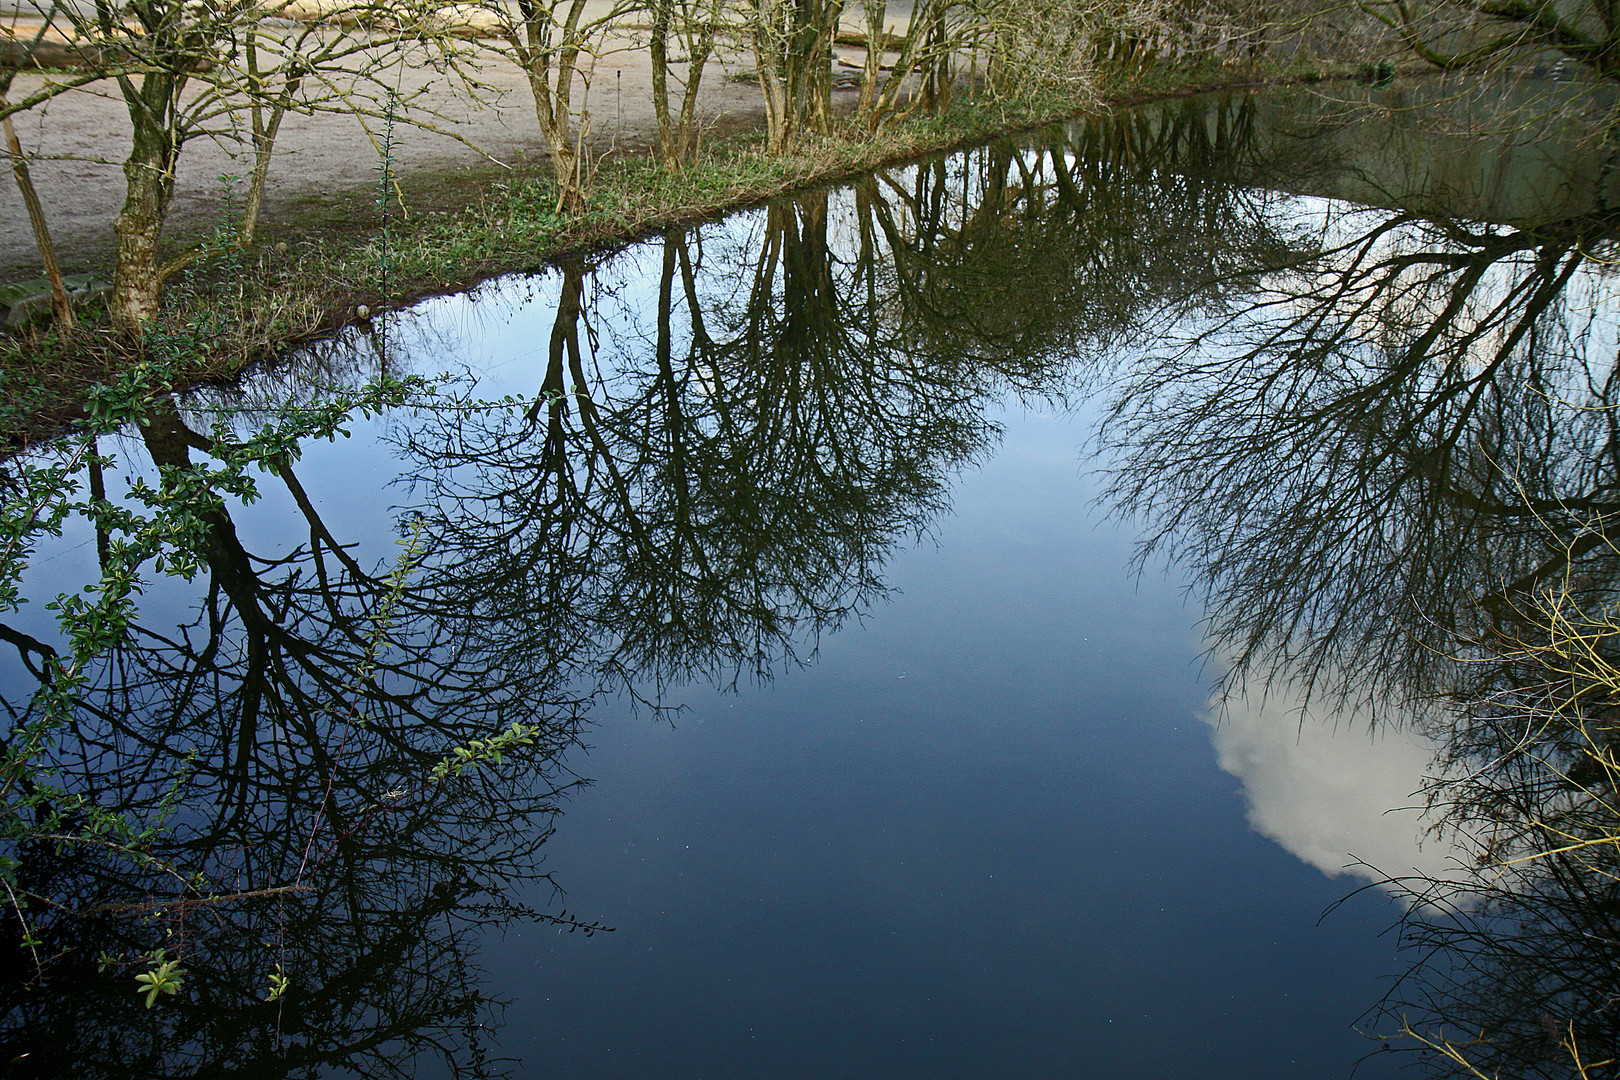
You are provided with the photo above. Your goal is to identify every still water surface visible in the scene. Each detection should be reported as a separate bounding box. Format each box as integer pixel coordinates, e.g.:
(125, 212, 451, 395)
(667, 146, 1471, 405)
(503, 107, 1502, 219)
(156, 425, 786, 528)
(4, 77, 1617, 1078)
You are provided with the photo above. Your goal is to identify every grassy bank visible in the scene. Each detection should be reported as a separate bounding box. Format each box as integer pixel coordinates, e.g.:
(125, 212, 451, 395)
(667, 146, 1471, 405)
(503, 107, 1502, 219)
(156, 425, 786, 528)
(0, 57, 1365, 440)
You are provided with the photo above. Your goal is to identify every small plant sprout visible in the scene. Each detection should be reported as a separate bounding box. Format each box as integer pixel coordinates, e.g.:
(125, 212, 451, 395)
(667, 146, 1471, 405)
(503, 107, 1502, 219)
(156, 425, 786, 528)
(265, 964, 290, 1002)
(429, 721, 541, 782)
(134, 956, 187, 1008)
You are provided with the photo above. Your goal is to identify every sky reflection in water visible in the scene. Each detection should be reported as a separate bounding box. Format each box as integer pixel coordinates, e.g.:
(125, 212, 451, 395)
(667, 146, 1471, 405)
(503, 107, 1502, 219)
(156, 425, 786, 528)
(461, 400, 1412, 1080)
(12, 80, 1620, 1078)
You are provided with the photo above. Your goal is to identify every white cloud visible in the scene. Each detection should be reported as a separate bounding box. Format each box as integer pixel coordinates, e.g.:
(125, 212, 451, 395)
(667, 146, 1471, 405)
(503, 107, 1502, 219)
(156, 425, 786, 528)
(1206, 671, 1466, 897)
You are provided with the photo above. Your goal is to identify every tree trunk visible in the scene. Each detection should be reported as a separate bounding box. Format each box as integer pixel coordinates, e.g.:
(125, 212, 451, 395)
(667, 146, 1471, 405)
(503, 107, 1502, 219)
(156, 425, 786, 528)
(112, 75, 182, 335)
(513, 0, 594, 211)
(676, 12, 716, 163)
(242, 88, 297, 246)
(1, 107, 73, 330)
(241, 31, 300, 247)
(652, 0, 717, 169)
(753, 0, 792, 153)
(857, 0, 885, 117)
(651, 0, 678, 166)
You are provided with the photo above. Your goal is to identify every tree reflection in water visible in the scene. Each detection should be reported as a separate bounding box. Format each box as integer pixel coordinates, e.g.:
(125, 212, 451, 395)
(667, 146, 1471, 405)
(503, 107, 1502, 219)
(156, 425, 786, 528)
(391, 96, 1310, 700)
(0, 98, 1309, 1076)
(8, 86, 1606, 1078)
(0, 388, 601, 1078)
(1097, 111, 1620, 1074)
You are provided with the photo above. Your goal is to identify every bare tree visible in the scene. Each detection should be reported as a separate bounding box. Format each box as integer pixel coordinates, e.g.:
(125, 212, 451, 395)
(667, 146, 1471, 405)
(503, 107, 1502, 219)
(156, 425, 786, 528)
(0, 0, 480, 334)
(748, 0, 847, 149)
(485, 0, 638, 209)
(1, 19, 74, 328)
(649, 0, 726, 167)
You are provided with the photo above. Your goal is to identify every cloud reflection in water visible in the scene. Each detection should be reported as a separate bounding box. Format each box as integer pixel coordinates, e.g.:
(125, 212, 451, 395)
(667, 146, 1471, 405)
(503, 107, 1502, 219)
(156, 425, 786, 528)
(1204, 668, 1465, 896)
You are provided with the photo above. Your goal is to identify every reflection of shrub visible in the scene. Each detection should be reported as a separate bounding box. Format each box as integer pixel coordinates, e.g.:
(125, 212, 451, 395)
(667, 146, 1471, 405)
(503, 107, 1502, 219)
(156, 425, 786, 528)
(1439, 582, 1620, 885)
(1385, 571, 1620, 1078)
(1401, 1021, 1612, 1080)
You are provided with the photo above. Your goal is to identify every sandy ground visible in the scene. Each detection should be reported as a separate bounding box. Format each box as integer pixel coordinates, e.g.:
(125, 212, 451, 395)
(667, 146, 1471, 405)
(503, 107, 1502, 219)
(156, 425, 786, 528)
(0, 10, 872, 279)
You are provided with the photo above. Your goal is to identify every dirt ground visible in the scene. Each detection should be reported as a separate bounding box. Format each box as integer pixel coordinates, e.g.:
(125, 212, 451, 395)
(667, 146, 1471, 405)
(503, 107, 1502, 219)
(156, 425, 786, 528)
(0, 10, 873, 280)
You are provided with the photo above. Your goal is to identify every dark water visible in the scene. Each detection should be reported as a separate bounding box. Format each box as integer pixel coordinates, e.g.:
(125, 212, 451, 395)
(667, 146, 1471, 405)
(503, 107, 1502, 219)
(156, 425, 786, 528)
(3, 78, 1618, 1079)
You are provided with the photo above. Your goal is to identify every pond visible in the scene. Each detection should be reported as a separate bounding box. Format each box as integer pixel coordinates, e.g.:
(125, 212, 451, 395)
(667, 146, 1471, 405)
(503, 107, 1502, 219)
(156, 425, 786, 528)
(2, 76, 1618, 1079)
